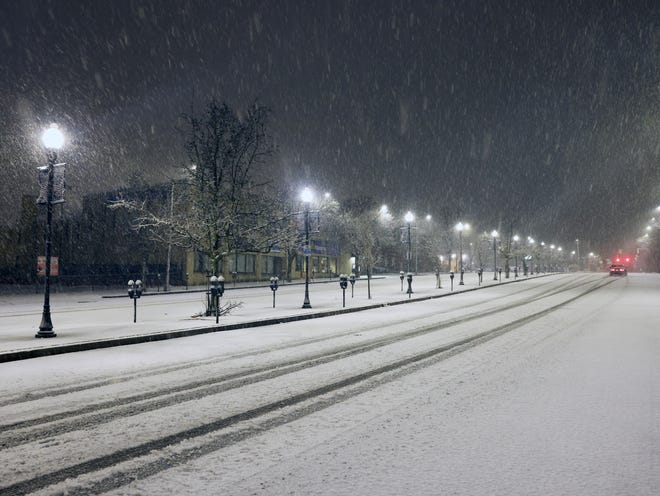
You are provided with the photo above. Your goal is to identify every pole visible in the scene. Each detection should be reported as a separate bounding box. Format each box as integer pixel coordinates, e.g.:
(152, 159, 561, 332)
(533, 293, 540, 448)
(302, 206, 312, 308)
(133, 297, 137, 323)
(37, 151, 56, 338)
(165, 181, 174, 291)
(407, 223, 412, 273)
(493, 236, 498, 281)
(459, 230, 464, 285)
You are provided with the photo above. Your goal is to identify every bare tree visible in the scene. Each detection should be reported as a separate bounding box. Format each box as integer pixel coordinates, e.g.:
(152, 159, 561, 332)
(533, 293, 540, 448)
(112, 99, 275, 276)
(338, 197, 385, 299)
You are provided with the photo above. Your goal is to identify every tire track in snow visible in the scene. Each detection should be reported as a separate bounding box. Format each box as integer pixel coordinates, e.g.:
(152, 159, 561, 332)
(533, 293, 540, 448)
(0, 276, 614, 496)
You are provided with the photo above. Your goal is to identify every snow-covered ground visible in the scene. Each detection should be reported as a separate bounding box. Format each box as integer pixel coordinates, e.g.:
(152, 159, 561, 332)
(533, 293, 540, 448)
(0, 272, 658, 495)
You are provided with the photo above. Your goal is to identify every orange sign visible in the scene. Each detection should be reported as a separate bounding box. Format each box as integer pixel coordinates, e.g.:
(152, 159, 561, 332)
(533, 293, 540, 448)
(37, 256, 59, 276)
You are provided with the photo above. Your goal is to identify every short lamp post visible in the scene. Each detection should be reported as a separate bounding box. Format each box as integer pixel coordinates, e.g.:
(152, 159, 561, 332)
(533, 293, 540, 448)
(36, 124, 65, 338)
(210, 275, 225, 323)
(127, 279, 143, 323)
(339, 274, 348, 307)
(491, 230, 499, 281)
(269, 276, 279, 308)
(349, 273, 356, 297)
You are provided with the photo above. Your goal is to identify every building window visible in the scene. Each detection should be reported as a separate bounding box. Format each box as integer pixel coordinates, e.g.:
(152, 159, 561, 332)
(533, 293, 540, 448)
(229, 253, 256, 274)
(262, 256, 275, 275)
(194, 250, 210, 273)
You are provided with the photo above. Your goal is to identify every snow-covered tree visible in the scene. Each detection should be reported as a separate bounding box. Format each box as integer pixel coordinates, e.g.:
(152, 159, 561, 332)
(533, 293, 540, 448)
(112, 99, 276, 277)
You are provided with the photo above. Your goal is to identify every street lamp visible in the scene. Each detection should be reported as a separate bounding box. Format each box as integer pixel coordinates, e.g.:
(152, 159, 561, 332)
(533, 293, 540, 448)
(301, 187, 313, 309)
(456, 222, 469, 285)
(36, 124, 65, 338)
(550, 244, 555, 272)
(540, 242, 546, 272)
(404, 211, 414, 273)
(512, 235, 520, 278)
(491, 230, 499, 280)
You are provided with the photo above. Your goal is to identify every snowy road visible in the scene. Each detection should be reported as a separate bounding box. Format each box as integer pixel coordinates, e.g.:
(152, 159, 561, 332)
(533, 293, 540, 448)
(1, 273, 658, 495)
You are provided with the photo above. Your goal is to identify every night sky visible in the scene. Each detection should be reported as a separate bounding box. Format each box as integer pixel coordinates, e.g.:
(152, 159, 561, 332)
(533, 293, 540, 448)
(1, 0, 658, 256)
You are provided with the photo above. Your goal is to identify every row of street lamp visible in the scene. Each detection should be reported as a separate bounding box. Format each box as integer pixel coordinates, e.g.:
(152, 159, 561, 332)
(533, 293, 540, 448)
(32, 124, 577, 336)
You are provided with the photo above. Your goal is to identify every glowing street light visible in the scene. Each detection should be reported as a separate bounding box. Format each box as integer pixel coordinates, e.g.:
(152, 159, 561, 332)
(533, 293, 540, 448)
(491, 230, 499, 280)
(404, 211, 414, 273)
(301, 187, 314, 309)
(36, 124, 65, 338)
(456, 222, 469, 285)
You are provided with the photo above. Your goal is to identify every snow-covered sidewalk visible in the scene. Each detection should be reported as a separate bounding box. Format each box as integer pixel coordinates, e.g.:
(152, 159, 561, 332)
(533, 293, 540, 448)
(0, 272, 531, 361)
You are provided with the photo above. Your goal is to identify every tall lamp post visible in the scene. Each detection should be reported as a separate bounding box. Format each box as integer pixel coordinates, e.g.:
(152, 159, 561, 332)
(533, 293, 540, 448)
(404, 211, 414, 273)
(491, 230, 499, 280)
(301, 187, 313, 309)
(36, 124, 65, 338)
(456, 222, 469, 285)
(512, 234, 520, 277)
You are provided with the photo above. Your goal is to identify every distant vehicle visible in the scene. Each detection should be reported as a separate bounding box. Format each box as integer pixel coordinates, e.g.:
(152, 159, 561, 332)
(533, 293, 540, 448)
(609, 264, 627, 276)
(612, 255, 633, 267)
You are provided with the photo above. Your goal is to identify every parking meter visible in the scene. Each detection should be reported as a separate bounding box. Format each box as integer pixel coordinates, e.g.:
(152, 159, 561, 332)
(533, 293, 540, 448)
(349, 273, 356, 297)
(449, 271, 454, 291)
(406, 272, 413, 297)
(399, 271, 405, 291)
(340, 274, 348, 307)
(127, 279, 143, 323)
(210, 275, 225, 323)
(269, 276, 279, 308)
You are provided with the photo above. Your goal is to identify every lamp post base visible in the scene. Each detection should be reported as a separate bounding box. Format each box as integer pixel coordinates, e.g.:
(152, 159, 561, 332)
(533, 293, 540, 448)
(36, 312, 56, 338)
